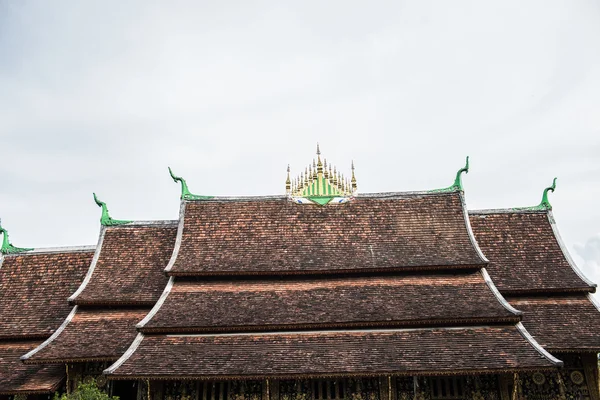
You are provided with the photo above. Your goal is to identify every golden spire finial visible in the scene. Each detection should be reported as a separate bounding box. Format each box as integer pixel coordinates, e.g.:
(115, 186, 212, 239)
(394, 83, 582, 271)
(286, 165, 291, 193)
(324, 159, 329, 179)
(351, 160, 357, 191)
(316, 143, 323, 172)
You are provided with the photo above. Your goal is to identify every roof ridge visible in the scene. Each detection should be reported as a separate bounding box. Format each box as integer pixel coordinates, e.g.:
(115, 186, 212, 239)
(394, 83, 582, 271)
(3, 245, 95, 256)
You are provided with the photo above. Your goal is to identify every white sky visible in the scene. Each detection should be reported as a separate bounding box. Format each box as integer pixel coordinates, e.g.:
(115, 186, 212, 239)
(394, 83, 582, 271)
(1, 1, 599, 283)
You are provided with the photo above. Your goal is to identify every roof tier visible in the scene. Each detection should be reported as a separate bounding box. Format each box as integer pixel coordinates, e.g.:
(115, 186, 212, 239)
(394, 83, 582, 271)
(21, 308, 148, 364)
(70, 222, 177, 306)
(139, 271, 518, 334)
(167, 192, 486, 276)
(106, 325, 560, 380)
(469, 210, 594, 294)
(0, 249, 94, 340)
(507, 295, 600, 352)
(0, 341, 64, 395)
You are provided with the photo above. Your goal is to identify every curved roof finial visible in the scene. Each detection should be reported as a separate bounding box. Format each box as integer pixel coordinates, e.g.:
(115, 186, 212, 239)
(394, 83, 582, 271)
(93, 193, 131, 226)
(539, 177, 557, 210)
(168, 167, 214, 201)
(453, 156, 469, 191)
(428, 156, 470, 193)
(0, 219, 33, 255)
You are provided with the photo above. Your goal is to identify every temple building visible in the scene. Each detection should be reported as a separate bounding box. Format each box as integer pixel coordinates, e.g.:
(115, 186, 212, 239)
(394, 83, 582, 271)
(0, 146, 599, 400)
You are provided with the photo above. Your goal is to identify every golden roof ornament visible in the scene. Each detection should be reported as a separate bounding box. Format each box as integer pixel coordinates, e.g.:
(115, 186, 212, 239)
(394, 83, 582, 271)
(287, 144, 357, 205)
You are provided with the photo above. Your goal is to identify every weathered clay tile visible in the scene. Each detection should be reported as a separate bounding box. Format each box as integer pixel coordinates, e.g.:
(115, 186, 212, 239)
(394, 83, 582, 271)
(71, 223, 177, 306)
(508, 295, 600, 352)
(0, 250, 94, 339)
(469, 211, 593, 294)
(106, 326, 560, 379)
(22, 308, 148, 364)
(0, 341, 64, 395)
(169, 193, 486, 276)
(140, 272, 518, 333)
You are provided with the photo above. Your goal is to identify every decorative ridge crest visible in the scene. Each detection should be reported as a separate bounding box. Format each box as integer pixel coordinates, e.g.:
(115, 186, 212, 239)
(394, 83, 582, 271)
(287, 144, 356, 206)
(168, 167, 214, 201)
(513, 178, 557, 211)
(0, 219, 33, 255)
(93, 193, 132, 226)
(430, 156, 469, 193)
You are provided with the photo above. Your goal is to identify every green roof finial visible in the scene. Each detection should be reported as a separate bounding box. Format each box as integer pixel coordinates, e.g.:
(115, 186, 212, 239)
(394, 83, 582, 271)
(430, 156, 469, 193)
(168, 167, 214, 201)
(93, 193, 131, 226)
(512, 177, 558, 211)
(539, 177, 557, 210)
(453, 156, 469, 191)
(0, 220, 33, 255)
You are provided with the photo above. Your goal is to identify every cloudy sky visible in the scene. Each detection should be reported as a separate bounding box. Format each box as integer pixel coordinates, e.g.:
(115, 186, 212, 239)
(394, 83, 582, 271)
(1, 1, 599, 282)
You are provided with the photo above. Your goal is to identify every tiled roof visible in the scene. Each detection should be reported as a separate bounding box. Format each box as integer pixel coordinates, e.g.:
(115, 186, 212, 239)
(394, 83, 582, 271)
(22, 308, 149, 364)
(168, 193, 486, 276)
(0, 250, 94, 339)
(469, 211, 593, 294)
(70, 223, 177, 306)
(140, 272, 518, 333)
(0, 341, 64, 395)
(106, 325, 560, 379)
(508, 295, 600, 352)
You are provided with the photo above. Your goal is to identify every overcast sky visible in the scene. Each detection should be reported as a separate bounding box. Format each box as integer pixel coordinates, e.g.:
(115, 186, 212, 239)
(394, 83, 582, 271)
(1, 1, 599, 283)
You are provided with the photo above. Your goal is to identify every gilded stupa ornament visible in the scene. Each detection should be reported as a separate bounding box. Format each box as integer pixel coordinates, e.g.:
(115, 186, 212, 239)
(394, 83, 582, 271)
(93, 193, 132, 226)
(286, 144, 356, 205)
(0, 219, 33, 255)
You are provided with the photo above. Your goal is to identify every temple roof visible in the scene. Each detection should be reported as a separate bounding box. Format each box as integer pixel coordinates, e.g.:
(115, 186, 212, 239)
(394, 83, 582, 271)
(469, 210, 594, 294)
(106, 325, 560, 380)
(139, 271, 518, 334)
(69, 222, 177, 306)
(507, 295, 600, 353)
(0, 341, 65, 395)
(167, 192, 486, 276)
(22, 308, 148, 364)
(0, 248, 94, 340)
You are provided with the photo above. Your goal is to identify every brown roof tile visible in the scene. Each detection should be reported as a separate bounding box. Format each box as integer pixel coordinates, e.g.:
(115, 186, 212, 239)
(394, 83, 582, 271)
(106, 326, 560, 379)
(70, 223, 177, 306)
(168, 193, 485, 276)
(0, 250, 94, 339)
(0, 341, 64, 395)
(140, 272, 518, 333)
(22, 308, 148, 364)
(469, 211, 593, 294)
(508, 295, 600, 352)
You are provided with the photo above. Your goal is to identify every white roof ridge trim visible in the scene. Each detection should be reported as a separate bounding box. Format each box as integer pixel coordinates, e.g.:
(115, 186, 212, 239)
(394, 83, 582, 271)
(166, 325, 517, 338)
(136, 277, 174, 329)
(469, 208, 547, 215)
(480, 268, 521, 316)
(164, 201, 186, 274)
(21, 306, 78, 361)
(107, 220, 179, 227)
(182, 191, 459, 203)
(68, 227, 107, 303)
(515, 322, 563, 366)
(459, 192, 489, 264)
(547, 211, 597, 288)
(104, 332, 145, 375)
(7, 245, 96, 256)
